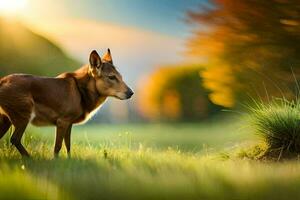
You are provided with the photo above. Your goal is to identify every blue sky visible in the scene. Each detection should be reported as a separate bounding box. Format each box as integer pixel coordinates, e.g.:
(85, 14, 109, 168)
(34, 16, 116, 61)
(24, 0, 207, 39)
(18, 0, 208, 88)
(64, 0, 207, 38)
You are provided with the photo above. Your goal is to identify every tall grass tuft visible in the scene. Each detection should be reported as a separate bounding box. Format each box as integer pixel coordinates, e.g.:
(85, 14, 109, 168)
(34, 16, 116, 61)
(248, 98, 300, 159)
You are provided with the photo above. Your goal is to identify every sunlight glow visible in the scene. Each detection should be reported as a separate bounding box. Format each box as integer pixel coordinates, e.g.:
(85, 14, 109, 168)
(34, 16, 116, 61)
(0, 0, 27, 16)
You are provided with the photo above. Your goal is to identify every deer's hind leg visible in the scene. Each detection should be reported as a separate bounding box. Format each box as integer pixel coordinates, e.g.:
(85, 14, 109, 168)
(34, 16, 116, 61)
(9, 102, 33, 157)
(0, 115, 11, 140)
(10, 121, 29, 157)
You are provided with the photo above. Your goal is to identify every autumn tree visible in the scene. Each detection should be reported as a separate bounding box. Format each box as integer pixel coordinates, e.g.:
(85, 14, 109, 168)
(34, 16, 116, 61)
(137, 65, 223, 121)
(187, 0, 300, 107)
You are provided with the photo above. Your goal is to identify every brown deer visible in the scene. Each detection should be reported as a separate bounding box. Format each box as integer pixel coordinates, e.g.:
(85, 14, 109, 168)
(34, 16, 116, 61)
(0, 49, 133, 158)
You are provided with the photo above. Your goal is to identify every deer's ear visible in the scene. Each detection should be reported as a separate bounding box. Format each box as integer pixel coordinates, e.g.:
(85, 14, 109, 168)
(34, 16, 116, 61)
(89, 50, 102, 68)
(102, 48, 113, 64)
(89, 50, 102, 77)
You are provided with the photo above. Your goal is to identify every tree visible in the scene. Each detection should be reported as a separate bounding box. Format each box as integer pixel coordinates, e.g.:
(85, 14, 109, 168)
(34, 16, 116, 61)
(187, 0, 300, 107)
(137, 65, 223, 121)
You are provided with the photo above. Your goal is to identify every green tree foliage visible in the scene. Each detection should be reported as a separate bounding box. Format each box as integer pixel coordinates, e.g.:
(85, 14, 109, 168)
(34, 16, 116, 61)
(138, 65, 223, 121)
(187, 0, 300, 107)
(0, 18, 80, 77)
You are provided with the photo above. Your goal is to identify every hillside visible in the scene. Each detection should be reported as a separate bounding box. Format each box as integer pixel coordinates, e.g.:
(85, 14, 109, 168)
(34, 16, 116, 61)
(0, 18, 80, 77)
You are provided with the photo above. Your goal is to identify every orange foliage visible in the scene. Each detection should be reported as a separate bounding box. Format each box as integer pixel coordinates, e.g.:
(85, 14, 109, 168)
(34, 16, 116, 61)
(137, 65, 222, 121)
(162, 90, 181, 119)
(137, 66, 194, 120)
(187, 0, 300, 107)
(137, 68, 169, 120)
(201, 62, 236, 107)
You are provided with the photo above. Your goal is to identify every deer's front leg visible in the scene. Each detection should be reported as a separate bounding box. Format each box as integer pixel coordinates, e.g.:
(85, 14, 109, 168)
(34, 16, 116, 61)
(64, 125, 73, 158)
(54, 119, 72, 158)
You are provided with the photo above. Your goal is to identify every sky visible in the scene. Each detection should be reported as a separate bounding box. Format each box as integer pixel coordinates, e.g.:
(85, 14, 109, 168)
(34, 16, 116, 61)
(1, 0, 208, 86)
(24, 0, 206, 38)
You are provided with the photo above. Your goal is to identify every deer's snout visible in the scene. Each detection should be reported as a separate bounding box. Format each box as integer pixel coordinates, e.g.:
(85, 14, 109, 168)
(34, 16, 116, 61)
(125, 88, 134, 99)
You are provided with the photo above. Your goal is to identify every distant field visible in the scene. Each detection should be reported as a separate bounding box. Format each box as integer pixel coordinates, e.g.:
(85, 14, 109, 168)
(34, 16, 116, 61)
(2, 120, 300, 200)
(28, 118, 255, 153)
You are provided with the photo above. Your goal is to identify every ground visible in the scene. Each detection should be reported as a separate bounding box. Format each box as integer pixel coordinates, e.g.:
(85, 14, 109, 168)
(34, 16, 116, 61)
(1, 119, 300, 200)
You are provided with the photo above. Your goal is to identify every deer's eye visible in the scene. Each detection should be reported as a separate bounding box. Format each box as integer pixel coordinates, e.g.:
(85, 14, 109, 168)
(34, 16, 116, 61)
(108, 75, 117, 80)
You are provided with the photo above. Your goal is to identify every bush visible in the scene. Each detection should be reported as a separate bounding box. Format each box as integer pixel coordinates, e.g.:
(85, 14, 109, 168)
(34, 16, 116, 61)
(249, 98, 300, 159)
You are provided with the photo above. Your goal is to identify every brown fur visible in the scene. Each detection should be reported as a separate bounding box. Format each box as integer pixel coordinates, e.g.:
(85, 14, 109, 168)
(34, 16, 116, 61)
(0, 49, 133, 157)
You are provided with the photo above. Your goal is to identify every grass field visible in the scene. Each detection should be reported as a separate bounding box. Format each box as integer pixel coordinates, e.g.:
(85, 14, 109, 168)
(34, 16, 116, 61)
(1, 119, 300, 200)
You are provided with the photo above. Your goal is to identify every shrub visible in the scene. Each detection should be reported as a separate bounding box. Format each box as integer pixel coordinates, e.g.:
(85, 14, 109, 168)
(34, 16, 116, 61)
(249, 98, 300, 159)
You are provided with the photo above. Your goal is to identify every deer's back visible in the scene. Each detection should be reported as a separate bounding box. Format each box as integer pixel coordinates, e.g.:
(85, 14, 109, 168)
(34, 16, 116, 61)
(0, 74, 83, 126)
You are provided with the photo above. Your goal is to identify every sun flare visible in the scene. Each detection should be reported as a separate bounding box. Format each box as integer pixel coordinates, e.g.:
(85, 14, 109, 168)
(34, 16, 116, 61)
(0, 0, 27, 16)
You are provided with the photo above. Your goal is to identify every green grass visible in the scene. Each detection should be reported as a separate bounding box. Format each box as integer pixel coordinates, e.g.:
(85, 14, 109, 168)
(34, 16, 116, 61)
(1, 120, 300, 200)
(28, 119, 253, 153)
